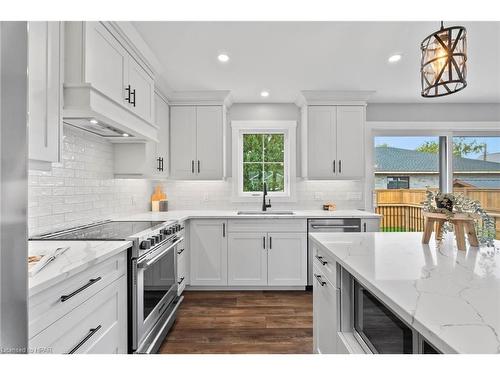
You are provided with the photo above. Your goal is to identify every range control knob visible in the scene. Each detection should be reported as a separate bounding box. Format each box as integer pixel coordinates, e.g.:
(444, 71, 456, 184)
(161, 229, 168, 236)
(154, 235, 160, 243)
(140, 240, 151, 250)
(158, 234, 164, 241)
(149, 237, 156, 246)
(166, 229, 172, 235)
(172, 226, 178, 233)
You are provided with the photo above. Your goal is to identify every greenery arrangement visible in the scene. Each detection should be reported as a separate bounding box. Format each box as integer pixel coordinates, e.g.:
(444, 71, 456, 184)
(422, 189, 496, 247)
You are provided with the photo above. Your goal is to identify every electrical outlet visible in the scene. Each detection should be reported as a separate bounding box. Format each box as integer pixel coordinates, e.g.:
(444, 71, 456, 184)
(314, 192, 324, 201)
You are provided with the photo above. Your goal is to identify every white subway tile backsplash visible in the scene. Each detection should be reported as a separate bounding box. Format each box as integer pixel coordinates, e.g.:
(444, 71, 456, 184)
(28, 125, 150, 236)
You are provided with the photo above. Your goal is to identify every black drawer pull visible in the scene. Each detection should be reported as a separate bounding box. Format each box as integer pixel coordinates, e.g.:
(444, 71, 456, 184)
(60, 277, 102, 302)
(68, 325, 102, 354)
(178, 277, 185, 285)
(315, 255, 328, 266)
(177, 248, 184, 255)
(314, 274, 326, 286)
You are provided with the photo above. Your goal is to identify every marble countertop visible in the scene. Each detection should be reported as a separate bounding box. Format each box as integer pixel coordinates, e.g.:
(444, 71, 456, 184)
(309, 232, 500, 354)
(119, 209, 381, 222)
(28, 240, 132, 297)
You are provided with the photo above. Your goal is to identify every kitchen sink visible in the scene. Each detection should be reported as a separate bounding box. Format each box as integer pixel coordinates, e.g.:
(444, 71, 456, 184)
(237, 210, 295, 215)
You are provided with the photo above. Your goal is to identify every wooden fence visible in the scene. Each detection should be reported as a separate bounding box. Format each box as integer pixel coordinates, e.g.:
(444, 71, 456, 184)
(375, 189, 500, 239)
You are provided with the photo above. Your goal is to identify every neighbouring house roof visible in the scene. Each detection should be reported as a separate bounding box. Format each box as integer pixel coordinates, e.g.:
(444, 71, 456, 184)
(375, 147, 500, 173)
(454, 178, 500, 189)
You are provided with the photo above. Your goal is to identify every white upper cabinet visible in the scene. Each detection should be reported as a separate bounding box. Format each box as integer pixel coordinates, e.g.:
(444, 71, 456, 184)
(267, 232, 307, 286)
(335, 106, 365, 178)
(195, 106, 223, 179)
(84, 21, 128, 106)
(170, 105, 223, 180)
(307, 106, 336, 179)
(64, 22, 157, 141)
(170, 106, 197, 179)
(28, 21, 63, 165)
(127, 56, 155, 123)
(152, 92, 169, 176)
(307, 105, 365, 179)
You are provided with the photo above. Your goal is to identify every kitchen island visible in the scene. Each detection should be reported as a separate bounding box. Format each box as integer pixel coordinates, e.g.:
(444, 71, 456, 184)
(309, 232, 500, 354)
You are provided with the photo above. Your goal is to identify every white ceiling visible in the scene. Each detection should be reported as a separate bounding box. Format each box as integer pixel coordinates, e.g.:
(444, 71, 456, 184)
(133, 21, 500, 104)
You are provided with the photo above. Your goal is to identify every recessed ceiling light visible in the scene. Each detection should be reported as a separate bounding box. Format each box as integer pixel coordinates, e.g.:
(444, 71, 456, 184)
(90, 119, 98, 124)
(122, 133, 129, 137)
(388, 54, 403, 63)
(260, 91, 270, 98)
(217, 53, 230, 63)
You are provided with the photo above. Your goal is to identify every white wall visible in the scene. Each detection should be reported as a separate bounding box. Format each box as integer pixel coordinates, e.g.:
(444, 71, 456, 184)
(28, 125, 151, 235)
(367, 103, 500, 122)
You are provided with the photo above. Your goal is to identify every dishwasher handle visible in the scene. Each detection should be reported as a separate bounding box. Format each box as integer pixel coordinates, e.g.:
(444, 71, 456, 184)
(310, 224, 360, 230)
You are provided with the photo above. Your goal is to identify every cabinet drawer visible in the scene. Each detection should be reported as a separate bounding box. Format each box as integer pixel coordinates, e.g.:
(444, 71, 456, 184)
(312, 243, 338, 288)
(227, 219, 306, 233)
(29, 252, 127, 339)
(29, 275, 127, 354)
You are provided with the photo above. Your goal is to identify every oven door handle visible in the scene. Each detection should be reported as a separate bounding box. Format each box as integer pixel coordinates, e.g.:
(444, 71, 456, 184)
(137, 237, 183, 269)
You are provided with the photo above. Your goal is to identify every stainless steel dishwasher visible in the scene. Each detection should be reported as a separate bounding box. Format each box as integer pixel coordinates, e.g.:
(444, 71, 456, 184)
(307, 218, 361, 286)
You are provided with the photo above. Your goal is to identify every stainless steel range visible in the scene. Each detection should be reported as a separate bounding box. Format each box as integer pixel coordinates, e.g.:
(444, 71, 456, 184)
(30, 220, 184, 354)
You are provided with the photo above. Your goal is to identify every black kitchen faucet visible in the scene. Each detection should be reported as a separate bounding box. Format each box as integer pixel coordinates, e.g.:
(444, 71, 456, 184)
(262, 182, 272, 211)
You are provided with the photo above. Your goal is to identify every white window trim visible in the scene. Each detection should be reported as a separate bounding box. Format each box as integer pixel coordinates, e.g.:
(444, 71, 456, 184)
(231, 121, 297, 202)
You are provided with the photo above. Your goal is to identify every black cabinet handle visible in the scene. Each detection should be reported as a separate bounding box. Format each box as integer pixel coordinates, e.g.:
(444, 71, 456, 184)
(339, 160, 342, 174)
(131, 89, 136, 107)
(177, 248, 184, 255)
(157, 157, 164, 172)
(178, 277, 185, 285)
(315, 255, 327, 266)
(60, 277, 102, 302)
(363, 223, 367, 232)
(263, 236, 266, 249)
(314, 274, 326, 286)
(67, 325, 102, 354)
(191, 160, 194, 173)
(269, 236, 272, 249)
(125, 85, 131, 103)
(333, 160, 336, 174)
(197, 160, 200, 173)
(222, 223, 226, 237)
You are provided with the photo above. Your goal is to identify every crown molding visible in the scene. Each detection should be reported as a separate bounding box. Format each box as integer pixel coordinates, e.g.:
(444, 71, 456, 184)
(297, 90, 375, 106)
(167, 90, 232, 106)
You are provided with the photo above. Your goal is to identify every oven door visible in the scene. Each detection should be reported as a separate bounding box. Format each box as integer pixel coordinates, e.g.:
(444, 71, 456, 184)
(353, 279, 415, 354)
(134, 237, 181, 351)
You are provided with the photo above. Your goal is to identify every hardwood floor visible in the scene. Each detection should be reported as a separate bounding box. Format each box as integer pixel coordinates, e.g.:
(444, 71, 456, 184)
(159, 290, 313, 354)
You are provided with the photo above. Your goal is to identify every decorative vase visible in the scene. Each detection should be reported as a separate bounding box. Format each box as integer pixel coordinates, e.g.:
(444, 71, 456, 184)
(435, 196, 453, 212)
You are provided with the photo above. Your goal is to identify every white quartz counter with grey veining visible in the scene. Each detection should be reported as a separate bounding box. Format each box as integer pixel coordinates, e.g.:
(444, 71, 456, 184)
(309, 232, 500, 354)
(119, 209, 381, 222)
(28, 240, 132, 297)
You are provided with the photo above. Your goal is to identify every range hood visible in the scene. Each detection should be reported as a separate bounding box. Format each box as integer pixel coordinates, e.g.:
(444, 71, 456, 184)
(63, 118, 134, 138)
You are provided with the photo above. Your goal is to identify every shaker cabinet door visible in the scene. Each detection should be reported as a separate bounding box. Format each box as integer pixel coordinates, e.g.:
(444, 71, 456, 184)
(28, 21, 63, 164)
(127, 57, 155, 122)
(335, 106, 365, 178)
(195, 106, 224, 179)
(190, 220, 228, 286)
(84, 21, 128, 106)
(170, 106, 197, 179)
(228, 233, 268, 286)
(267, 233, 307, 286)
(307, 106, 337, 179)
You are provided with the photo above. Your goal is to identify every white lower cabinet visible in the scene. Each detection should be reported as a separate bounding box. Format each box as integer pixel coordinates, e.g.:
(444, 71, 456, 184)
(313, 264, 339, 354)
(267, 232, 307, 286)
(228, 233, 268, 286)
(190, 219, 228, 286)
(227, 231, 307, 287)
(29, 252, 127, 354)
